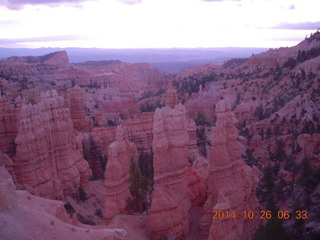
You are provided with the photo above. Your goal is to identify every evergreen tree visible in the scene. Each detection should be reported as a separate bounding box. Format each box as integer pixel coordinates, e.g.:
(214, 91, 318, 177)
(129, 157, 149, 212)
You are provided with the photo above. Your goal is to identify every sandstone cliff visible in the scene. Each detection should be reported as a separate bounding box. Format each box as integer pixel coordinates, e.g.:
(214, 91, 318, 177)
(13, 90, 91, 199)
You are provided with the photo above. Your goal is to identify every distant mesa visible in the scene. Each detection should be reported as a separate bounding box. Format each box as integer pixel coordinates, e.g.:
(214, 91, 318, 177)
(0, 50, 69, 66)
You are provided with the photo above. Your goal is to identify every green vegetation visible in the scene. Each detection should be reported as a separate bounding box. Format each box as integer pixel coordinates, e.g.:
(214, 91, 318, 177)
(6, 140, 16, 159)
(194, 111, 207, 126)
(282, 46, 320, 70)
(255, 164, 292, 240)
(83, 136, 107, 180)
(128, 157, 151, 213)
(140, 100, 164, 112)
(196, 126, 207, 157)
(138, 88, 166, 101)
(243, 148, 258, 167)
(78, 187, 87, 202)
(222, 58, 247, 69)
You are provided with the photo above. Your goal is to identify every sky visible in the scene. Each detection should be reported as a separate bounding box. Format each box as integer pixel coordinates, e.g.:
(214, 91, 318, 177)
(0, 0, 320, 49)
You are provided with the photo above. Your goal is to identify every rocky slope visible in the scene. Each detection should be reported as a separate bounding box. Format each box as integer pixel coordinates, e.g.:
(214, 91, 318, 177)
(0, 166, 127, 240)
(174, 31, 320, 239)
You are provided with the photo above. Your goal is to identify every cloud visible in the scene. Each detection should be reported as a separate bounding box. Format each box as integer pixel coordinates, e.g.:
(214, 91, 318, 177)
(289, 4, 295, 10)
(0, 0, 93, 10)
(118, 0, 142, 5)
(0, 35, 81, 44)
(273, 21, 320, 30)
(201, 0, 241, 2)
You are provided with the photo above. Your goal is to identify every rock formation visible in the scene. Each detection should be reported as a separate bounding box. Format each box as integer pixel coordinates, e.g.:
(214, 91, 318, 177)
(200, 100, 260, 240)
(0, 151, 15, 182)
(91, 126, 117, 157)
(147, 104, 205, 239)
(187, 117, 199, 156)
(0, 167, 17, 211)
(13, 90, 91, 199)
(0, 96, 18, 155)
(123, 112, 154, 153)
(104, 126, 138, 223)
(164, 81, 180, 108)
(63, 86, 93, 132)
(43, 51, 70, 66)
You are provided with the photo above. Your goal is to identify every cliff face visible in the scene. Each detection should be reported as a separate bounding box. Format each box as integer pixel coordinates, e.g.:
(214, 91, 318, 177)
(91, 127, 117, 157)
(104, 126, 138, 222)
(123, 112, 154, 153)
(200, 100, 260, 240)
(147, 105, 205, 239)
(63, 86, 93, 132)
(0, 96, 18, 156)
(13, 90, 91, 199)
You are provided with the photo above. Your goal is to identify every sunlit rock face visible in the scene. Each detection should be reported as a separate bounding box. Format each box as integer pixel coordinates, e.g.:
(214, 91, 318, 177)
(104, 126, 138, 223)
(200, 100, 260, 240)
(13, 90, 91, 199)
(147, 104, 205, 239)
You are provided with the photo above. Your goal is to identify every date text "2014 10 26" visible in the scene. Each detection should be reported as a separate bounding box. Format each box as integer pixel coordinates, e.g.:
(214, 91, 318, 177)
(212, 210, 308, 220)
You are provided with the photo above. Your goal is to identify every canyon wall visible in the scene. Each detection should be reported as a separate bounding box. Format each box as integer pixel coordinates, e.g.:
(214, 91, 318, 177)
(13, 90, 91, 199)
(0, 96, 19, 155)
(123, 112, 154, 153)
(63, 86, 93, 132)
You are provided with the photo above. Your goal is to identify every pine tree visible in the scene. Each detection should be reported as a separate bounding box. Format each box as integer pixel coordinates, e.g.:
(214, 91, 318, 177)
(129, 157, 149, 212)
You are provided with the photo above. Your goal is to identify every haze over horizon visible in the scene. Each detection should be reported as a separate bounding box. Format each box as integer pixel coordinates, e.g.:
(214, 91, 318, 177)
(1, 0, 320, 49)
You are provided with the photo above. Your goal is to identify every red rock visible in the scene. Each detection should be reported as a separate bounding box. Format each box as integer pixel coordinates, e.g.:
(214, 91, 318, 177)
(63, 86, 93, 132)
(91, 126, 117, 157)
(0, 96, 18, 155)
(200, 100, 260, 240)
(164, 81, 180, 108)
(123, 112, 154, 153)
(0, 151, 15, 182)
(0, 167, 17, 211)
(104, 126, 138, 222)
(13, 90, 91, 199)
(43, 51, 69, 66)
(147, 104, 205, 239)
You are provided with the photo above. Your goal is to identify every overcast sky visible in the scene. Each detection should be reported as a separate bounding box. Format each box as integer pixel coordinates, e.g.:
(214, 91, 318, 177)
(0, 0, 319, 49)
